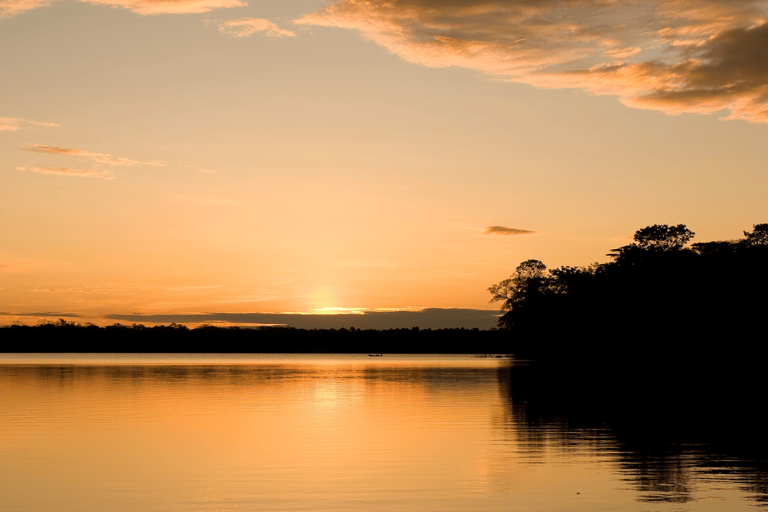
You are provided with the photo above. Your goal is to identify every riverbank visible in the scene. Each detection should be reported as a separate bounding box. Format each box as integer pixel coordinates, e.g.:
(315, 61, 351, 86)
(0, 322, 509, 354)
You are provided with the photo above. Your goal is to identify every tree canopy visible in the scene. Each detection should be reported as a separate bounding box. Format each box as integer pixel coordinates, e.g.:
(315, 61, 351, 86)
(632, 224, 694, 250)
(489, 222, 768, 362)
(743, 223, 768, 246)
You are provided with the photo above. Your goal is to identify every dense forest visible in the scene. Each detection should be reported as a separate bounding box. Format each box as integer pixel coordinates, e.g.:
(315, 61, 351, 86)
(489, 223, 768, 370)
(491, 223, 768, 482)
(0, 322, 508, 354)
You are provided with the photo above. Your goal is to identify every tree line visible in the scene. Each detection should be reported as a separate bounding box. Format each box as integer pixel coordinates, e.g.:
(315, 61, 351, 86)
(0, 322, 508, 354)
(489, 223, 768, 367)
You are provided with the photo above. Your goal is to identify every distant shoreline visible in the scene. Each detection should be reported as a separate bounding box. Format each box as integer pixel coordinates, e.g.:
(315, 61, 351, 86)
(0, 308, 501, 331)
(0, 323, 508, 354)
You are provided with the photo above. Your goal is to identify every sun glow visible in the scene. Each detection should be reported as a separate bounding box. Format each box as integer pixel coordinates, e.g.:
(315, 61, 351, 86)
(311, 307, 366, 315)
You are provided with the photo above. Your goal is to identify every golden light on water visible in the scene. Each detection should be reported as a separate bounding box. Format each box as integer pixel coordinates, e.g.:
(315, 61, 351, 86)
(1, 355, 763, 510)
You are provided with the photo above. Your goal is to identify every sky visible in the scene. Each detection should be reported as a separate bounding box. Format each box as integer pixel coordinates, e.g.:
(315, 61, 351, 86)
(2, 0, 767, 328)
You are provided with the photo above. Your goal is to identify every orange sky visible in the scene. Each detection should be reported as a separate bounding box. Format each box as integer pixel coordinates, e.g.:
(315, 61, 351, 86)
(1, 0, 767, 327)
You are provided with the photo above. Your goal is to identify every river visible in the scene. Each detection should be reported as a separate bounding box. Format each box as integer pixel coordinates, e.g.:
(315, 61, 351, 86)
(1, 354, 764, 511)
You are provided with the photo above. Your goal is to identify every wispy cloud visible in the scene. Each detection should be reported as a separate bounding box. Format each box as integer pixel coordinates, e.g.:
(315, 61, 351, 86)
(31, 285, 138, 293)
(215, 18, 296, 37)
(296, 0, 768, 122)
(0, 0, 51, 18)
(0, 257, 68, 273)
(0, 117, 59, 132)
(2, 0, 243, 17)
(105, 308, 501, 329)
(20, 144, 219, 179)
(80, 0, 244, 15)
(182, 164, 217, 173)
(16, 166, 115, 179)
(0, 311, 83, 318)
(0, 119, 21, 132)
(24, 144, 165, 167)
(485, 226, 537, 236)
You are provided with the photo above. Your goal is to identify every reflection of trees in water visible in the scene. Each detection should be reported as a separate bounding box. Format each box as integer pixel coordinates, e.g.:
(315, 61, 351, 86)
(5, 362, 500, 390)
(2, 364, 302, 387)
(497, 362, 768, 505)
(744, 473, 768, 504)
(622, 452, 695, 503)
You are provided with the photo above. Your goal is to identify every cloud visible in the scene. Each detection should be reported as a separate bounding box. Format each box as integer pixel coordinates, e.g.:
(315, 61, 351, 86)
(20, 144, 218, 180)
(0, 117, 59, 132)
(31, 285, 137, 293)
(485, 226, 537, 236)
(0, 311, 83, 318)
(16, 166, 115, 179)
(0, 0, 51, 17)
(625, 23, 768, 121)
(182, 164, 217, 173)
(0, 119, 20, 132)
(215, 18, 296, 37)
(0, 257, 67, 273)
(79, 0, 244, 15)
(24, 144, 165, 167)
(1, 0, 243, 16)
(105, 308, 501, 329)
(296, 0, 768, 122)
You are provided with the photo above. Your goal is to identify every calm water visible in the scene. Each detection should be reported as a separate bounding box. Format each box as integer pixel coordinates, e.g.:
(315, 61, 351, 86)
(0, 354, 764, 511)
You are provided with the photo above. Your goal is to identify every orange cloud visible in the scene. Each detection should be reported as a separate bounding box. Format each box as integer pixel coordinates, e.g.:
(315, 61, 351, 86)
(0, 117, 59, 131)
(604, 47, 642, 59)
(485, 226, 537, 236)
(0, 119, 20, 132)
(296, 0, 768, 122)
(0, 0, 51, 17)
(16, 166, 115, 179)
(2, 0, 243, 16)
(216, 18, 296, 37)
(24, 144, 165, 166)
(80, 0, 244, 14)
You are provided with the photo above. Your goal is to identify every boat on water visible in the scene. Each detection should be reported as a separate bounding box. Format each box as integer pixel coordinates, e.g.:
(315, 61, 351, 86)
(368, 354, 383, 357)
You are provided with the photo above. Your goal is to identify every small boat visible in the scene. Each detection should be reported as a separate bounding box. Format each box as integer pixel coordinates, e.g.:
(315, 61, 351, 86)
(368, 354, 383, 357)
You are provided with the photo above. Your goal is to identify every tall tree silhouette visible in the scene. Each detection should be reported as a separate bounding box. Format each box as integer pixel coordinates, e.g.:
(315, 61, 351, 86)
(489, 222, 767, 362)
(743, 223, 768, 246)
(633, 224, 694, 250)
(488, 259, 547, 330)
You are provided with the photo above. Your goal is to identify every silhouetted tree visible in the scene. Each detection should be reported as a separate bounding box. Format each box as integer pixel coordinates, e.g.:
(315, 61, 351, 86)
(545, 264, 599, 295)
(633, 224, 695, 250)
(691, 240, 738, 256)
(488, 259, 547, 329)
(490, 222, 767, 361)
(488, 259, 547, 307)
(743, 223, 768, 246)
(608, 224, 695, 265)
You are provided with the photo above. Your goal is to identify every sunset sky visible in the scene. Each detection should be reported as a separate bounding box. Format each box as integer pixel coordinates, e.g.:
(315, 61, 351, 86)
(2, 0, 767, 327)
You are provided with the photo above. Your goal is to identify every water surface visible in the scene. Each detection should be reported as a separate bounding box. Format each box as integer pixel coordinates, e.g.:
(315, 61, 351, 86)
(0, 354, 764, 511)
